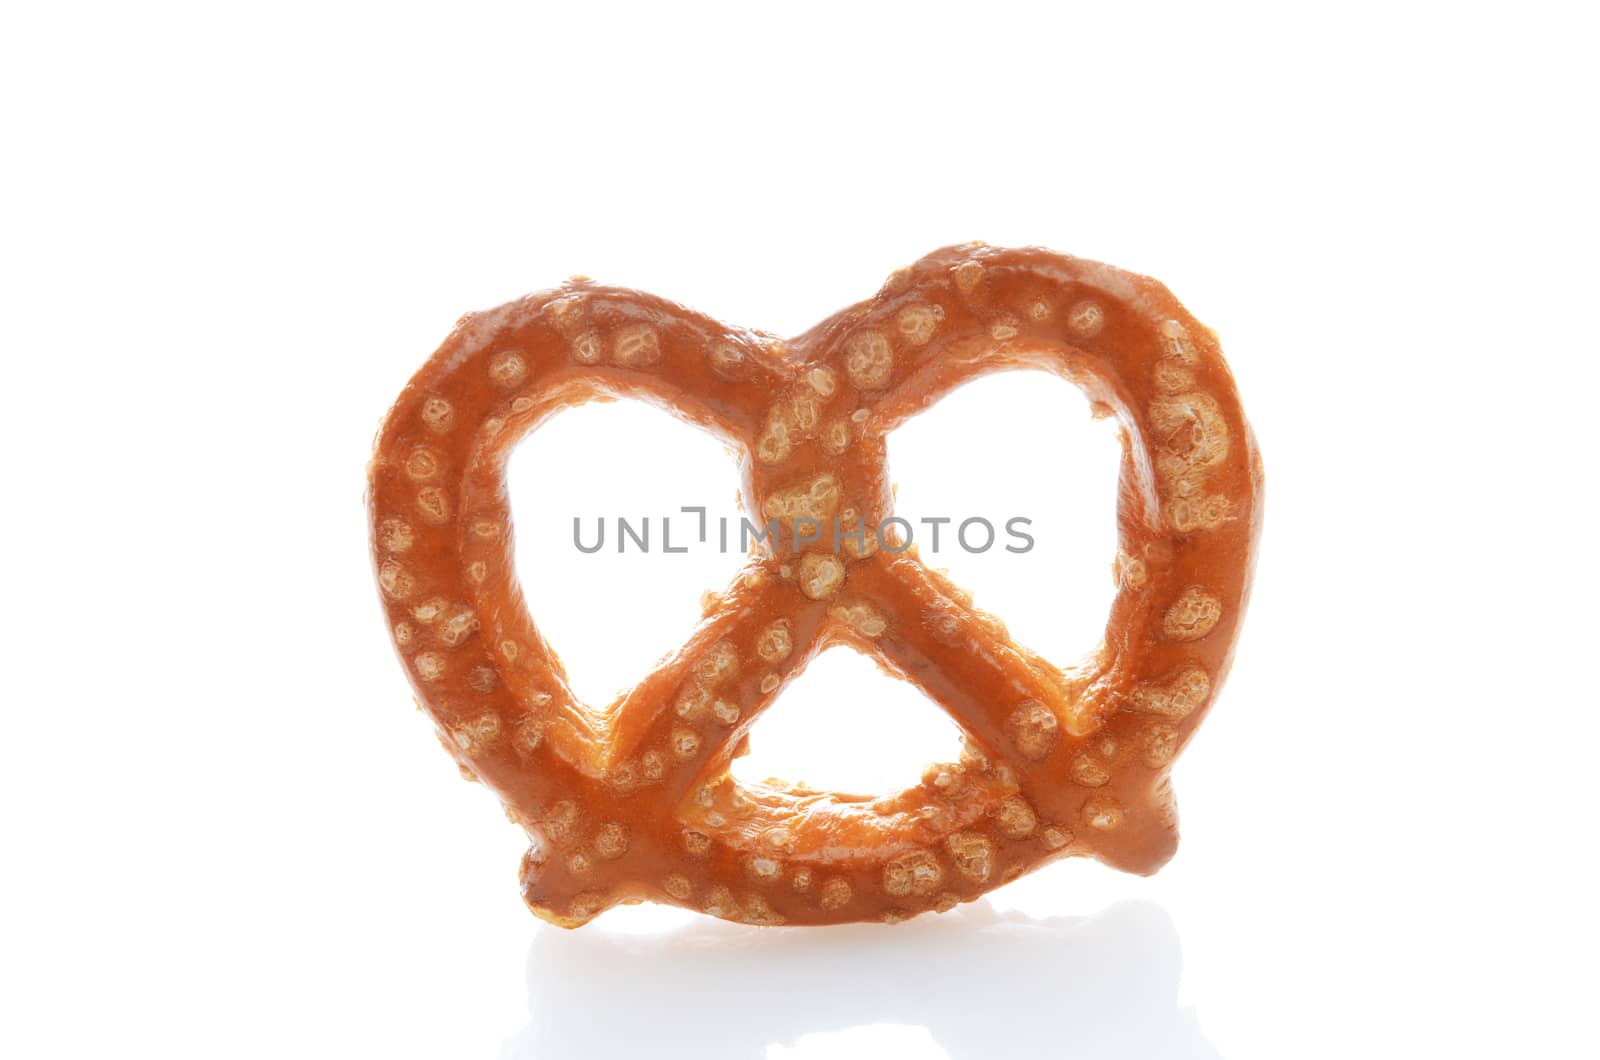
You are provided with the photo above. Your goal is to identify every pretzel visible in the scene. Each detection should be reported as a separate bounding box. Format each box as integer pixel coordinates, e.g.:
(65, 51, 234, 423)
(367, 243, 1262, 928)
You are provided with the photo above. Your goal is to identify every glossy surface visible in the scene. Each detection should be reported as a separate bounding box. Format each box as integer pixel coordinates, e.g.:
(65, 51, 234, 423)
(366, 244, 1263, 927)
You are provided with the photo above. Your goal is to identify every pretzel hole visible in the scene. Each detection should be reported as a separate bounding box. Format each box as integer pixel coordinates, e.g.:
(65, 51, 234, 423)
(729, 644, 966, 796)
(887, 369, 1121, 667)
(505, 400, 748, 710)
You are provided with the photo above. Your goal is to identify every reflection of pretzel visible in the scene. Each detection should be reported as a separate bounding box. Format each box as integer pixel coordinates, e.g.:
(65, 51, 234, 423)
(368, 244, 1262, 927)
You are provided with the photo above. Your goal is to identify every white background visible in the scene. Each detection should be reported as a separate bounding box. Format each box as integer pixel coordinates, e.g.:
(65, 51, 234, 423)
(2, 3, 1596, 1058)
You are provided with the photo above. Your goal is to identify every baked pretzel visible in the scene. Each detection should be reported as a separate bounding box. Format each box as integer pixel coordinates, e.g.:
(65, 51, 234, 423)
(367, 244, 1262, 927)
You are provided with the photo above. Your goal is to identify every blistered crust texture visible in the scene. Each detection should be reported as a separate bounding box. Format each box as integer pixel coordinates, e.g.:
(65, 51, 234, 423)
(366, 243, 1264, 928)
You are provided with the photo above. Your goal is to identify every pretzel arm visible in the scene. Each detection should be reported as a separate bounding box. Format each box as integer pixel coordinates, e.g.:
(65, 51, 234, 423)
(599, 553, 833, 798)
(845, 550, 1176, 873)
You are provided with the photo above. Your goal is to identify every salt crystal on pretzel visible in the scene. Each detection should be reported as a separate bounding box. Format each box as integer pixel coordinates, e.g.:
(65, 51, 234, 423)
(367, 243, 1263, 927)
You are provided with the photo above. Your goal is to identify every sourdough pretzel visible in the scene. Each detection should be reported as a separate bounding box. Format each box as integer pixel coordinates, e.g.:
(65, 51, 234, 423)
(367, 244, 1263, 927)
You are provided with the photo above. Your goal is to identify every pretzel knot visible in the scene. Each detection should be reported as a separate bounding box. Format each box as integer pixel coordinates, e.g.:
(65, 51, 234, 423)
(367, 244, 1263, 927)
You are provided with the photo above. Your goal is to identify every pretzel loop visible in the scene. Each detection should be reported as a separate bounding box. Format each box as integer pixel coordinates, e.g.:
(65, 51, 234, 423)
(368, 244, 1262, 927)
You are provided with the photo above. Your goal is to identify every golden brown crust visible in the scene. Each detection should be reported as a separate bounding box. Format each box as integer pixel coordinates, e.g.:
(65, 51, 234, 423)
(367, 243, 1263, 928)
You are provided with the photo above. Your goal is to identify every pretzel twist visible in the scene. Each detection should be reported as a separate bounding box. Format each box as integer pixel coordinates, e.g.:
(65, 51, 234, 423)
(368, 244, 1262, 927)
